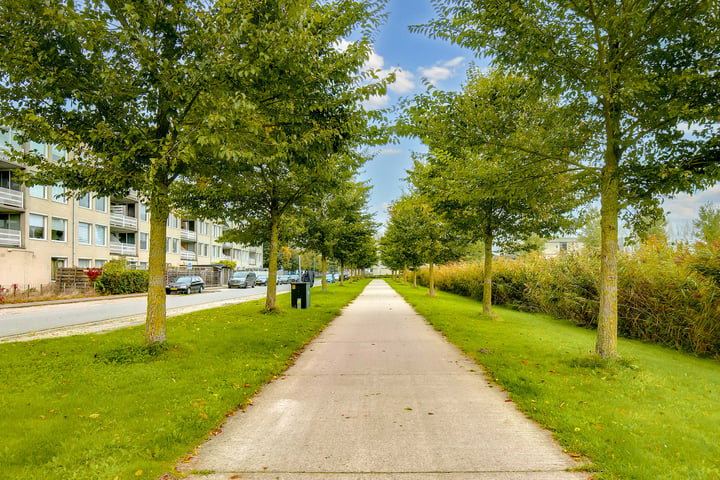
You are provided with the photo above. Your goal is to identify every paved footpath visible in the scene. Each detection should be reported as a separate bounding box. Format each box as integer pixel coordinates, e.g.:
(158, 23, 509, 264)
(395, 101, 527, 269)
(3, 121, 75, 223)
(180, 280, 588, 479)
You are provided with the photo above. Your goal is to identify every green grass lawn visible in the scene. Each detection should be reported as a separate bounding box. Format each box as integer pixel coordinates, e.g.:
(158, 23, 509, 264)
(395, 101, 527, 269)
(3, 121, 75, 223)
(0, 279, 369, 480)
(390, 281, 720, 480)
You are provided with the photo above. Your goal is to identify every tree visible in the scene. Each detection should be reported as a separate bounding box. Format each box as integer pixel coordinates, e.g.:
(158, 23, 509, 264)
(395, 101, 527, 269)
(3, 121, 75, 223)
(694, 203, 720, 243)
(298, 178, 374, 291)
(0, 0, 234, 344)
(175, 1, 386, 310)
(417, 0, 720, 357)
(402, 69, 589, 315)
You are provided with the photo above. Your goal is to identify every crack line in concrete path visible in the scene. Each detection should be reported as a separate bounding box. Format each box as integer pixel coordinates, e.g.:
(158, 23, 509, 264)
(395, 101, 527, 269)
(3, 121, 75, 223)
(179, 280, 588, 480)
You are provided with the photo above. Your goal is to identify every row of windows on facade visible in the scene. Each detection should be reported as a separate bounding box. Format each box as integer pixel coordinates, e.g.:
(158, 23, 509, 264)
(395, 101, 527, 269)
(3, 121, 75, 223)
(3, 177, 228, 236)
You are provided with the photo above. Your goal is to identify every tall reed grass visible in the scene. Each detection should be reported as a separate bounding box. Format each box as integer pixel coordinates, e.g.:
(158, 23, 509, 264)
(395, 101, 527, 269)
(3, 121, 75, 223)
(419, 239, 720, 357)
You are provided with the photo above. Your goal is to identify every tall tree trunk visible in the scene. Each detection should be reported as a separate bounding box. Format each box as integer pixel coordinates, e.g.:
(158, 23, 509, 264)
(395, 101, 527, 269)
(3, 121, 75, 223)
(413, 269, 417, 288)
(145, 190, 170, 344)
(321, 254, 328, 292)
(265, 212, 280, 310)
(483, 235, 493, 316)
(428, 262, 436, 297)
(596, 147, 621, 358)
(340, 261, 345, 286)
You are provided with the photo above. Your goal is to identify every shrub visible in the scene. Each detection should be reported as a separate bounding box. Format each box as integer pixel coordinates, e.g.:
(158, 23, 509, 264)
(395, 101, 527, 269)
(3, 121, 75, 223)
(95, 266, 149, 295)
(421, 241, 720, 357)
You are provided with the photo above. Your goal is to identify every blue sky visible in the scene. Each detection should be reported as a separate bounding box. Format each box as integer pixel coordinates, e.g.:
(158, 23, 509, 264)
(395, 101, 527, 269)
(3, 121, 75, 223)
(359, 0, 719, 239)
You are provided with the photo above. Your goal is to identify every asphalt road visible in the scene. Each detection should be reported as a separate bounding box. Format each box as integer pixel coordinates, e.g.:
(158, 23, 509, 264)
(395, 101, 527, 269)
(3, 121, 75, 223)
(0, 283, 295, 339)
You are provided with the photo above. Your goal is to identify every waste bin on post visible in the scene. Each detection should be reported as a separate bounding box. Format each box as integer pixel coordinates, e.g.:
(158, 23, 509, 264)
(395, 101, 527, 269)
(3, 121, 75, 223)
(291, 282, 310, 309)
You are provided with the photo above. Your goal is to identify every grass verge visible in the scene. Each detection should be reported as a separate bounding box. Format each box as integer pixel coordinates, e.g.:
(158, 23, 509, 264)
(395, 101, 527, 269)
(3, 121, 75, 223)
(389, 280, 720, 480)
(0, 279, 370, 480)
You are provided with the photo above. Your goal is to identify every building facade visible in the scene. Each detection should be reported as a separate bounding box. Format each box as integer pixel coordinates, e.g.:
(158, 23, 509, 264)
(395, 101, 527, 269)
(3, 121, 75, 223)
(541, 237, 584, 257)
(0, 130, 262, 287)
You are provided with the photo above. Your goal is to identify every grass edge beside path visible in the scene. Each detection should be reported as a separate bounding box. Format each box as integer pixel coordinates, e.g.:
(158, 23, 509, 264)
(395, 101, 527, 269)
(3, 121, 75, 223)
(0, 279, 371, 480)
(389, 280, 720, 480)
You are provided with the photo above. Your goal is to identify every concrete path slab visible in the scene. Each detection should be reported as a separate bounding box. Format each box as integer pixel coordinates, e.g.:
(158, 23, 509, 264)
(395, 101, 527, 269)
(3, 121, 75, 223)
(179, 280, 588, 479)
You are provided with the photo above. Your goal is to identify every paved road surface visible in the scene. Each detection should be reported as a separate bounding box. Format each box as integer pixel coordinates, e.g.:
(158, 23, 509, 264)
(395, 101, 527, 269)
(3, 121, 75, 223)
(180, 279, 588, 479)
(0, 284, 294, 339)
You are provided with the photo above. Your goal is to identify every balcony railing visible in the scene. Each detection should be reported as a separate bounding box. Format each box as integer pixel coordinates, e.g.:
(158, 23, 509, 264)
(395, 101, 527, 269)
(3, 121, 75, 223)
(0, 186, 23, 209)
(109, 212, 138, 230)
(180, 250, 197, 261)
(110, 241, 137, 256)
(0, 228, 21, 247)
(180, 229, 197, 241)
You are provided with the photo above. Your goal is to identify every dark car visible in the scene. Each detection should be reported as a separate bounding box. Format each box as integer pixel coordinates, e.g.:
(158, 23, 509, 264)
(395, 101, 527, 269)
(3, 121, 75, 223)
(166, 275, 204, 294)
(256, 274, 268, 286)
(228, 271, 256, 289)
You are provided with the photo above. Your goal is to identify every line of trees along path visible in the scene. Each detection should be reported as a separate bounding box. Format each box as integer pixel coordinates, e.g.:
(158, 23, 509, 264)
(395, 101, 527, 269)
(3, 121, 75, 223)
(0, 0, 388, 342)
(401, 0, 720, 358)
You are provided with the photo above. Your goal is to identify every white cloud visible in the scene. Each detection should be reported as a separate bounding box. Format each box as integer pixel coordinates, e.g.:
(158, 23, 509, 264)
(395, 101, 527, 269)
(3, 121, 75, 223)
(387, 68, 415, 94)
(444, 56, 465, 68)
(363, 94, 390, 111)
(362, 48, 416, 95)
(376, 147, 403, 155)
(418, 56, 466, 86)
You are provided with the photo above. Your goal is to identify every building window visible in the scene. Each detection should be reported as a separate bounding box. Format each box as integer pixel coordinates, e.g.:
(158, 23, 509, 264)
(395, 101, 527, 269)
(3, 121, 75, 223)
(0, 170, 21, 190)
(28, 184, 46, 199)
(249, 252, 256, 265)
(29, 213, 46, 239)
(139, 262, 148, 270)
(0, 128, 22, 152)
(51, 183, 66, 203)
(173, 216, 179, 229)
(95, 259, 106, 267)
(172, 238, 179, 254)
(140, 203, 148, 221)
(29, 141, 46, 158)
(78, 222, 91, 245)
(51, 145, 64, 162)
(77, 258, 91, 268)
(118, 232, 135, 245)
(95, 196, 107, 212)
(559, 242, 568, 251)
(140, 232, 149, 250)
(0, 213, 21, 231)
(78, 193, 91, 208)
(94, 224, 107, 246)
(51, 217, 67, 242)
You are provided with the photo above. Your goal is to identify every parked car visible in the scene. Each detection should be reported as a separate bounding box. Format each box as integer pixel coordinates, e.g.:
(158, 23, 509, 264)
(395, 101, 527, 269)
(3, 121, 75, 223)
(228, 271, 256, 289)
(166, 275, 205, 294)
(277, 274, 290, 285)
(325, 273, 335, 284)
(256, 274, 268, 286)
(288, 273, 300, 282)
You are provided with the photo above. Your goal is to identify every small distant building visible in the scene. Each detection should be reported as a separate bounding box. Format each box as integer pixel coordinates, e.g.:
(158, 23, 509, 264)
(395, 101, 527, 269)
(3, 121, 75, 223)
(542, 237, 584, 257)
(370, 264, 393, 277)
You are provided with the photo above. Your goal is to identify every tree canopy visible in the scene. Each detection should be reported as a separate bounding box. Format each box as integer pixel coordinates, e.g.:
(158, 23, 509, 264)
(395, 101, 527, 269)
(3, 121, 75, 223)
(416, 0, 720, 357)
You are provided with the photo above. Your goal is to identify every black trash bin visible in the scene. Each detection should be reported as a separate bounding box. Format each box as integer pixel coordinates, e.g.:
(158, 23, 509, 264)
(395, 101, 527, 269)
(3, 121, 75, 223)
(291, 282, 310, 309)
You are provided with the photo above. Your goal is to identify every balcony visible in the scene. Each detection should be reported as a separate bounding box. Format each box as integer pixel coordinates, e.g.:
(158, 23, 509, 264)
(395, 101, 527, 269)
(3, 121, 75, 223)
(180, 250, 197, 261)
(110, 211, 138, 231)
(0, 228, 21, 247)
(180, 229, 197, 241)
(110, 241, 137, 256)
(0, 186, 23, 210)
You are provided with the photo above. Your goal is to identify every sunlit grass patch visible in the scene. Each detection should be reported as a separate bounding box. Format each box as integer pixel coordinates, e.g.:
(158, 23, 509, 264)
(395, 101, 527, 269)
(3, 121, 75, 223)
(0, 279, 370, 480)
(390, 280, 720, 480)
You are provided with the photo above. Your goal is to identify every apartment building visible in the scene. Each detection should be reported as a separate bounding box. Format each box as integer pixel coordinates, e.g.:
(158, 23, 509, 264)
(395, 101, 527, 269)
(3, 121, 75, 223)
(0, 130, 262, 286)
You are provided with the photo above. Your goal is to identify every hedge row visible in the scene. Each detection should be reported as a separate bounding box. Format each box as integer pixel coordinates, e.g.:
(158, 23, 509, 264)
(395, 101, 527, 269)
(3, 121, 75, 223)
(94, 270, 149, 295)
(418, 239, 720, 357)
